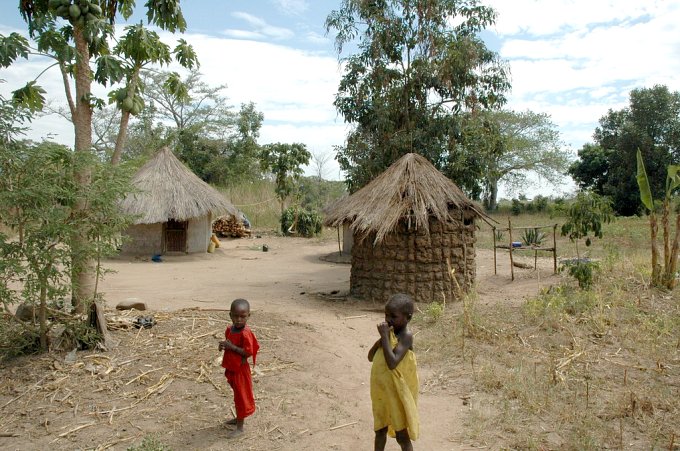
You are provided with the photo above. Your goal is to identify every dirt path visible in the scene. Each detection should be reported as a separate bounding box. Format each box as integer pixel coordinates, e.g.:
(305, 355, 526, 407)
(0, 234, 561, 450)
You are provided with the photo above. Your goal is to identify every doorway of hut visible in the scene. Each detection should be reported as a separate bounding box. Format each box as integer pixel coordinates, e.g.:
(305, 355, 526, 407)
(163, 219, 188, 253)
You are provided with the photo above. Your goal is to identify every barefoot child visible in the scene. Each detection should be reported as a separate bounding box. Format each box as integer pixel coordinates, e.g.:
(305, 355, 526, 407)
(218, 298, 260, 437)
(368, 293, 419, 451)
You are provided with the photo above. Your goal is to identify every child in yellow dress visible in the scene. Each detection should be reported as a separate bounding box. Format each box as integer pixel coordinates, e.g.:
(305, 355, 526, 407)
(368, 293, 419, 451)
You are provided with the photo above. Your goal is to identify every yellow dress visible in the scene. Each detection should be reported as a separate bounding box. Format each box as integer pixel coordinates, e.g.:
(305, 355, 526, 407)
(370, 330, 419, 440)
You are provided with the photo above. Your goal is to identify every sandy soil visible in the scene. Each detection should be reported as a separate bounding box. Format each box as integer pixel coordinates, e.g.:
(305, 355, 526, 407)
(0, 233, 562, 450)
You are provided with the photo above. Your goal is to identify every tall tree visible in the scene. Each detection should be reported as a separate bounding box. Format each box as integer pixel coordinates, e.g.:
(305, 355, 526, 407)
(480, 109, 571, 210)
(1, 0, 198, 312)
(125, 71, 264, 185)
(569, 85, 680, 215)
(325, 0, 510, 193)
(260, 143, 311, 214)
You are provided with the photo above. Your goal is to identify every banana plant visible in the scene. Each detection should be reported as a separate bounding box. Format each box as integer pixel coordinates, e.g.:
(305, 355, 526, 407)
(636, 149, 680, 288)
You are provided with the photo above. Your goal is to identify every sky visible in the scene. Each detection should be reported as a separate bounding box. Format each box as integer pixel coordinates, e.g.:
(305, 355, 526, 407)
(1, 0, 679, 198)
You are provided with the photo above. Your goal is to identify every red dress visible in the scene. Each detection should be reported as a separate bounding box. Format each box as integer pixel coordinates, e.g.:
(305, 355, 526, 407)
(221, 325, 260, 419)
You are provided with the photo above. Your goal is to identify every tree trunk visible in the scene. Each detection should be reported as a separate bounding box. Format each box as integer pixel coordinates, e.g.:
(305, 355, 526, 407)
(487, 178, 499, 211)
(110, 68, 140, 166)
(663, 198, 671, 269)
(664, 212, 680, 289)
(110, 109, 131, 166)
(39, 272, 48, 351)
(649, 212, 661, 286)
(70, 25, 94, 314)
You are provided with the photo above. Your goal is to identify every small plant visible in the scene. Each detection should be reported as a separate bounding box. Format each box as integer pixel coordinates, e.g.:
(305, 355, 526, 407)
(559, 192, 613, 289)
(559, 258, 599, 290)
(425, 301, 444, 321)
(494, 229, 504, 242)
(521, 228, 546, 247)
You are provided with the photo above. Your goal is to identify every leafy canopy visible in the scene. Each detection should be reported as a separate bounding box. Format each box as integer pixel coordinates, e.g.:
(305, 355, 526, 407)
(325, 0, 510, 193)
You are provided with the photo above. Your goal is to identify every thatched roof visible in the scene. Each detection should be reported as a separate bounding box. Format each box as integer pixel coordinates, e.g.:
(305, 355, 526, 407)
(324, 153, 491, 243)
(121, 147, 237, 224)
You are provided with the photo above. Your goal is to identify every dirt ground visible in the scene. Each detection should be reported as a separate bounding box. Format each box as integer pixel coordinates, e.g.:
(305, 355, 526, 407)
(0, 233, 562, 450)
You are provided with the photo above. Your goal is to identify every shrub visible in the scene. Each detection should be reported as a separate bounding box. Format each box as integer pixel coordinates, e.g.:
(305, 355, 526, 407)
(511, 199, 523, 215)
(559, 258, 600, 290)
(280, 206, 322, 237)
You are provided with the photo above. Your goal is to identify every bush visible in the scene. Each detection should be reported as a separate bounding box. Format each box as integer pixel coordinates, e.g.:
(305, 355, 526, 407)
(511, 199, 523, 215)
(280, 206, 322, 237)
(559, 258, 600, 290)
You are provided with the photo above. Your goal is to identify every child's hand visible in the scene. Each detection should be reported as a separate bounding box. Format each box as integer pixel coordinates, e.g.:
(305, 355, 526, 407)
(218, 340, 231, 351)
(377, 322, 391, 337)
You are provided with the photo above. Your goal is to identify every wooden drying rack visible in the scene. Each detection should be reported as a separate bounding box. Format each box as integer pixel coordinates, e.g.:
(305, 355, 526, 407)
(492, 219, 558, 281)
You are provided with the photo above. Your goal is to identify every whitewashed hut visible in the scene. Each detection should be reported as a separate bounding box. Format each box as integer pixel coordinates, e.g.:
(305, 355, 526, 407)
(324, 153, 490, 303)
(120, 147, 237, 255)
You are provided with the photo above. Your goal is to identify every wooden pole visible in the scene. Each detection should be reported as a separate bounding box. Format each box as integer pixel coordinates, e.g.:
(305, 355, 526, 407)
(553, 224, 558, 273)
(508, 218, 515, 281)
(492, 226, 497, 275)
(337, 226, 341, 255)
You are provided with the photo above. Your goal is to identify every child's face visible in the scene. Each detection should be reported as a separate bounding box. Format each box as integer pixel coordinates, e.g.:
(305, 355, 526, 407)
(384, 303, 409, 331)
(229, 304, 250, 328)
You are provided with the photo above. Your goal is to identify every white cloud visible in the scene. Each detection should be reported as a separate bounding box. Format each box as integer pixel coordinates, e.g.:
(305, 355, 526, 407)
(304, 31, 329, 46)
(221, 29, 265, 40)
(228, 11, 294, 40)
(272, 0, 309, 16)
(483, 0, 680, 154)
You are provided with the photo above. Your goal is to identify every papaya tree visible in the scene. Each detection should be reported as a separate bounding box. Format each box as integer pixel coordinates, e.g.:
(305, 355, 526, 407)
(0, 0, 198, 313)
(636, 149, 680, 289)
(560, 192, 613, 289)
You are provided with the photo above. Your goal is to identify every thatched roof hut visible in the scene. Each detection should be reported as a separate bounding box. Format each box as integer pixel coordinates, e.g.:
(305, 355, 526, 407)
(324, 153, 490, 303)
(120, 147, 237, 254)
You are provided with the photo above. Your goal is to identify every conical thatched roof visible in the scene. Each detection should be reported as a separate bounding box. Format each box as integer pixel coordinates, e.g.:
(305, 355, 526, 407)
(324, 153, 491, 243)
(121, 147, 237, 224)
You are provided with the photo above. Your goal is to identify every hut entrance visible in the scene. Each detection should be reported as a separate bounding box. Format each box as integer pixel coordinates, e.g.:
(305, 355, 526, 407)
(164, 220, 188, 253)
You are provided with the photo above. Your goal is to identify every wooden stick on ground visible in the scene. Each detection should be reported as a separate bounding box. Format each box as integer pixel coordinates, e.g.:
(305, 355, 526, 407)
(125, 367, 164, 386)
(329, 421, 357, 431)
(57, 421, 97, 438)
(0, 376, 47, 410)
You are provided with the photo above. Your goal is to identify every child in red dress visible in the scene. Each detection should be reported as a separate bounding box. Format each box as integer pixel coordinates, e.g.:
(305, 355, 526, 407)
(218, 298, 260, 437)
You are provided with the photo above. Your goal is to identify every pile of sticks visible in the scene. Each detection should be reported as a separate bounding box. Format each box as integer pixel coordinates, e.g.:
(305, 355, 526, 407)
(212, 215, 251, 238)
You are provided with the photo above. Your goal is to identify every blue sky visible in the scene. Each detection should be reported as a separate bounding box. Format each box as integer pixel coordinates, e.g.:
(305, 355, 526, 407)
(1, 0, 679, 197)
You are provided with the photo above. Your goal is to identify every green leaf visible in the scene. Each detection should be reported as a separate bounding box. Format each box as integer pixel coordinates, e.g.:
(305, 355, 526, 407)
(636, 149, 654, 211)
(163, 72, 190, 102)
(145, 0, 187, 33)
(0, 33, 30, 67)
(173, 39, 199, 69)
(12, 82, 46, 112)
(116, 24, 170, 66)
(94, 55, 125, 86)
(666, 165, 680, 195)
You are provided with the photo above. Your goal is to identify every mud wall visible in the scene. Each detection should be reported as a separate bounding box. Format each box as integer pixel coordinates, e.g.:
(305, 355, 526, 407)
(350, 213, 476, 303)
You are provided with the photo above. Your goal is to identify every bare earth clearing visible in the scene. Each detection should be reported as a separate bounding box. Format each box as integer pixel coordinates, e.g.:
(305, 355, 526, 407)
(0, 234, 561, 450)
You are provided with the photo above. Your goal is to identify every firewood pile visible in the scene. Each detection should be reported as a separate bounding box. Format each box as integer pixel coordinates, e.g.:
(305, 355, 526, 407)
(212, 215, 251, 238)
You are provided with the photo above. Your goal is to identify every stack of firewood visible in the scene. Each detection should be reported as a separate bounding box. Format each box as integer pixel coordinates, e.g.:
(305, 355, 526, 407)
(212, 215, 251, 238)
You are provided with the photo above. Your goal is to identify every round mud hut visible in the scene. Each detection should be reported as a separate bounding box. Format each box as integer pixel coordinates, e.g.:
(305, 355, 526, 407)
(324, 153, 490, 304)
(120, 147, 237, 255)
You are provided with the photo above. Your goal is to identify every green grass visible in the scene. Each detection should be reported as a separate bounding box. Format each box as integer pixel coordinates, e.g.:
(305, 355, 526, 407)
(478, 211, 653, 262)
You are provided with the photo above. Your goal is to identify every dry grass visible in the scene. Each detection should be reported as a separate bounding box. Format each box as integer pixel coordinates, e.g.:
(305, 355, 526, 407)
(219, 180, 281, 231)
(414, 238, 680, 449)
(324, 153, 489, 244)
